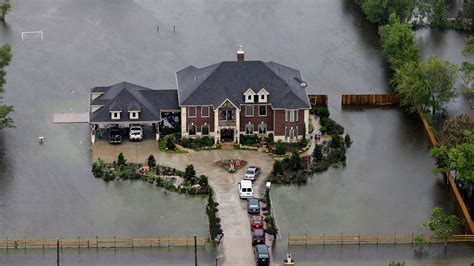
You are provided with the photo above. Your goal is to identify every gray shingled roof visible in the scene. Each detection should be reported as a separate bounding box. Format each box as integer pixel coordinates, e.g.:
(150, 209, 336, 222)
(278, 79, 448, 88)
(89, 82, 179, 123)
(176, 61, 311, 109)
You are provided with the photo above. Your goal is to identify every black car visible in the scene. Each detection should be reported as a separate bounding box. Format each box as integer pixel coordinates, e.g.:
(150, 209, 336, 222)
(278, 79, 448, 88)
(247, 197, 260, 214)
(108, 127, 122, 144)
(254, 244, 270, 265)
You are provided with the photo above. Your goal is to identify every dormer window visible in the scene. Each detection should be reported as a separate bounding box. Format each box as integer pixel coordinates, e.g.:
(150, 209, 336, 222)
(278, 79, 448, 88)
(244, 89, 256, 103)
(111, 111, 121, 120)
(129, 111, 139, 120)
(257, 88, 269, 103)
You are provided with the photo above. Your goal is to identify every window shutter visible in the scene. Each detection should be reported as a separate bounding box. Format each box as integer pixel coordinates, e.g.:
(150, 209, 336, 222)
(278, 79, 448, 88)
(295, 110, 298, 121)
(285, 110, 288, 122)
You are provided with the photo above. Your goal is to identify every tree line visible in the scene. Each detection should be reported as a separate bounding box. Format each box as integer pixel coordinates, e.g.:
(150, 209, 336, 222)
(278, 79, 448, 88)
(0, 0, 12, 129)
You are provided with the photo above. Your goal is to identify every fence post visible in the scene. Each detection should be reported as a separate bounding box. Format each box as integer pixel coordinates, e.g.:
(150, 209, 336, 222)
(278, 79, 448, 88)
(56, 238, 60, 266)
(168, 235, 170, 247)
(411, 232, 414, 245)
(78, 236, 80, 249)
(323, 233, 325, 246)
(429, 234, 432, 245)
(358, 232, 361, 245)
(43, 237, 45, 250)
(287, 233, 289, 246)
(96, 236, 98, 250)
(340, 233, 343, 246)
(114, 236, 116, 249)
(305, 233, 308, 246)
(6, 237, 7, 251)
(376, 233, 378, 246)
(394, 232, 396, 245)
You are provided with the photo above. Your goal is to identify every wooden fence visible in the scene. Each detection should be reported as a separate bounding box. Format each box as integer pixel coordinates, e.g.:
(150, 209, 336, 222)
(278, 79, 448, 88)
(0, 236, 209, 249)
(308, 94, 328, 106)
(288, 233, 474, 246)
(341, 94, 399, 106)
(417, 110, 474, 234)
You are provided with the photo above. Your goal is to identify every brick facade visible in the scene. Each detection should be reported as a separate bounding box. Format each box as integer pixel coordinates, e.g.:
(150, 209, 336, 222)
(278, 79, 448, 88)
(239, 104, 274, 133)
(274, 109, 305, 137)
(186, 106, 214, 133)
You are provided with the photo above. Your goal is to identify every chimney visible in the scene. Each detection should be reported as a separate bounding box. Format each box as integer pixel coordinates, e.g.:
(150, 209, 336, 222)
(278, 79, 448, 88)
(237, 45, 244, 61)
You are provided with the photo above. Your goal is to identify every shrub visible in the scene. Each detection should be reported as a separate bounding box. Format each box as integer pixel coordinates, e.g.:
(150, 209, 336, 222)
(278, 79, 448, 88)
(166, 137, 175, 150)
(92, 158, 106, 177)
(344, 134, 352, 147)
(103, 169, 115, 182)
(321, 117, 344, 135)
(117, 152, 127, 166)
(161, 126, 177, 136)
(240, 134, 260, 146)
(330, 134, 344, 150)
(264, 216, 278, 237)
(265, 188, 271, 212)
(184, 164, 196, 180)
(267, 133, 274, 144)
(147, 155, 156, 167)
(312, 106, 330, 119)
(274, 141, 287, 155)
(289, 152, 304, 170)
(177, 137, 214, 149)
(272, 160, 284, 176)
(198, 175, 209, 187)
(312, 144, 323, 161)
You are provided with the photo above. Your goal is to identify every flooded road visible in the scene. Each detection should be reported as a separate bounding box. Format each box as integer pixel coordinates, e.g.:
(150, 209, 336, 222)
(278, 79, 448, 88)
(0, 0, 472, 264)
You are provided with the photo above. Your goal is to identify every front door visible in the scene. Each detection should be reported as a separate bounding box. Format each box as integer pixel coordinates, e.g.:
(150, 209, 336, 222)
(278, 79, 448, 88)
(220, 128, 234, 142)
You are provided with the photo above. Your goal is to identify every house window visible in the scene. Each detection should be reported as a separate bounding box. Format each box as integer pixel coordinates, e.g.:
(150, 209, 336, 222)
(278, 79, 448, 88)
(258, 105, 267, 116)
(245, 106, 254, 117)
(247, 95, 253, 102)
(188, 107, 196, 118)
(188, 124, 197, 135)
(285, 110, 298, 122)
(129, 111, 139, 120)
(201, 106, 210, 117)
(111, 112, 121, 120)
(245, 123, 254, 135)
(258, 123, 267, 134)
(202, 124, 209, 136)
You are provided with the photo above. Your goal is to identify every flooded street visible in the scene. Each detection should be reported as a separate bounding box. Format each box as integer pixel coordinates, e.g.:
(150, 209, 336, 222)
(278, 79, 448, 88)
(0, 0, 472, 264)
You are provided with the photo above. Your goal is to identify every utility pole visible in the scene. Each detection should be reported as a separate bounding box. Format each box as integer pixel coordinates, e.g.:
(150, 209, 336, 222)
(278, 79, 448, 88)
(56, 238, 60, 266)
(194, 235, 197, 266)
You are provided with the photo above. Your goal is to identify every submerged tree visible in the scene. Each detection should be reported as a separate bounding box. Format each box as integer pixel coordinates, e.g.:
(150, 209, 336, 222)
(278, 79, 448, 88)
(0, 0, 10, 21)
(0, 44, 13, 129)
(422, 207, 462, 248)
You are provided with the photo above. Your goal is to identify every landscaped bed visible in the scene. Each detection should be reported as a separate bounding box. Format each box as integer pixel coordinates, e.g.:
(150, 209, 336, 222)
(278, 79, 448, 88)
(92, 154, 210, 195)
(216, 159, 247, 173)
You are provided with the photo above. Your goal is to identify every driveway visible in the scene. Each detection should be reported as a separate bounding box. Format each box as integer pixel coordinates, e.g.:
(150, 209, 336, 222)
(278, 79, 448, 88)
(93, 144, 275, 265)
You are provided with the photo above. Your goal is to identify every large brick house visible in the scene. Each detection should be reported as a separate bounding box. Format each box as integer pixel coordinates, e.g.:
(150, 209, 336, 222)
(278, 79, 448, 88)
(89, 49, 311, 143)
(176, 49, 311, 143)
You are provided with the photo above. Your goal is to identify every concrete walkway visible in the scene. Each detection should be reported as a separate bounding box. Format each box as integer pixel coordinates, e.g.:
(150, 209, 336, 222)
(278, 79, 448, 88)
(93, 144, 275, 265)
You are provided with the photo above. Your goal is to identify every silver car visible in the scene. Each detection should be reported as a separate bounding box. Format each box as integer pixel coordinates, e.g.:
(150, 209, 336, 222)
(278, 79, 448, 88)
(244, 166, 261, 181)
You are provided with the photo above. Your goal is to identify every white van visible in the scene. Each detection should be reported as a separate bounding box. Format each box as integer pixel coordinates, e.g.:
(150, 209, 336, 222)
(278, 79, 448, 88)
(239, 180, 254, 199)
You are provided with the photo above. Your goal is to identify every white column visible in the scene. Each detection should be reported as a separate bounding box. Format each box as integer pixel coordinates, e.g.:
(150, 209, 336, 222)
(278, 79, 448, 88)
(304, 109, 309, 138)
(181, 107, 187, 137)
(214, 107, 219, 143)
(235, 108, 240, 143)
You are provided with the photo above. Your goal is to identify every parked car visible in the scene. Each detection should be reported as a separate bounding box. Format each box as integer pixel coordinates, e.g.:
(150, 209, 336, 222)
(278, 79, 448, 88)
(254, 244, 270, 265)
(129, 125, 144, 141)
(250, 215, 265, 229)
(108, 127, 122, 144)
(239, 180, 254, 199)
(251, 228, 266, 245)
(244, 166, 261, 181)
(247, 197, 260, 214)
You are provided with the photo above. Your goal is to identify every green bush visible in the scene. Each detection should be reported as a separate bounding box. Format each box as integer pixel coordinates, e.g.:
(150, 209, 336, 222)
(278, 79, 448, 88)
(264, 216, 278, 237)
(117, 152, 127, 166)
(274, 140, 287, 155)
(184, 164, 196, 180)
(272, 160, 284, 176)
(330, 134, 344, 150)
(311, 106, 330, 119)
(92, 158, 106, 177)
(321, 117, 344, 135)
(312, 144, 323, 161)
(265, 188, 271, 211)
(177, 137, 214, 149)
(198, 175, 209, 187)
(344, 134, 352, 147)
(147, 155, 156, 167)
(166, 137, 175, 150)
(240, 134, 260, 146)
(267, 133, 274, 144)
(103, 169, 115, 182)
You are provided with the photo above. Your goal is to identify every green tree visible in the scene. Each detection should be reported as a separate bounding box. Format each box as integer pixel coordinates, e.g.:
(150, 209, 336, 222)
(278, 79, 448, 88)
(379, 13, 420, 71)
(461, 36, 474, 108)
(422, 207, 462, 248)
(438, 114, 474, 148)
(0, 0, 11, 21)
(467, 0, 474, 28)
(429, 0, 448, 29)
(117, 152, 126, 166)
(357, 0, 417, 25)
(0, 44, 13, 129)
(184, 164, 196, 180)
(147, 154, 156, 167)
(274, 140, 287, 156)
(460, 62, 474, 87)
(330, 134, 344, 150)
(393, 56, 457, 115)
(462, 36, 474, 56)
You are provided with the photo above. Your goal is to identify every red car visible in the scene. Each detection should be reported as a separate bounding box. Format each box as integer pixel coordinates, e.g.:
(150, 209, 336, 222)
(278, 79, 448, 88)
(252, 228, 266, 245)
(250, 215, 265, 229)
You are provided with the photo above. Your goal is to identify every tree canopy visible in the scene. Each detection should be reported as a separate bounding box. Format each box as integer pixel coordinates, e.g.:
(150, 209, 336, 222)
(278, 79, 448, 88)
(356, 0, 417, 25)
(392, 56, 457, 115)
(422, 207, 463, 248)
(438, 114, 474, 149)
(0, 0, 11, 21)
(0, 43, 13, 129)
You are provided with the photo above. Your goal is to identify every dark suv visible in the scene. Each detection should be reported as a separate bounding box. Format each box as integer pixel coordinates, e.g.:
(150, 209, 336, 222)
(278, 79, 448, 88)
(254, 244, 270, 265)
(108, 127, 122, 144)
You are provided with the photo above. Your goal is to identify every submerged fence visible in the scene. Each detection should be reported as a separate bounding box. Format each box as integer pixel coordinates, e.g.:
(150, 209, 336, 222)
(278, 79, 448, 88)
(341, 93, 399, 106)
(288, 233, 474, 246)
(0, 236, 209, 249)
(308, 94, 328, 106)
